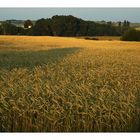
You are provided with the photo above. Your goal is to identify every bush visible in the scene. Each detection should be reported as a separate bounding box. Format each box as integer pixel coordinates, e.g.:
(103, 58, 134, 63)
(84, 37, 99, 40)
(0, 25, 3, 34)
(121, 29, 140, 41)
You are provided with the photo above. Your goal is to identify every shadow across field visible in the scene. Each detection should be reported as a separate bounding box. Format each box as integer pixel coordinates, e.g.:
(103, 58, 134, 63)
(0, 47, 80, 70)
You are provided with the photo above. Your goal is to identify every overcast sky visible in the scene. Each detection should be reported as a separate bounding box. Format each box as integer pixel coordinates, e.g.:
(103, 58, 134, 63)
(0, 8, 140, 22)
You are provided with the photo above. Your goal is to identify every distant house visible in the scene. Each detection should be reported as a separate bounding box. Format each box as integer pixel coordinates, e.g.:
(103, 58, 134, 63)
(24, 20, 33, 29)
(27, 25, 32, 29)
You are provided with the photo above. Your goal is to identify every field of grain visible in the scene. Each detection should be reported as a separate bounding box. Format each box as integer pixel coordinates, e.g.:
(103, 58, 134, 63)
(0, 36, 140, 132)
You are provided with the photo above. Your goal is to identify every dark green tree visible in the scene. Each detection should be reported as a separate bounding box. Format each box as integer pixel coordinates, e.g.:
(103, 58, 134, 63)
(123, 20, 130, 27)
(118, 21, 121, 27)
(121, 29, 140, 41)
(107, 21, 112, 26)
(0, 15, 127, 36)
(1, 22, 18, 35)
(123, 20, 127, 27)
(126, 21, 130, 27)
(32, 18, 53, 36)
(0, 25, 3, 34)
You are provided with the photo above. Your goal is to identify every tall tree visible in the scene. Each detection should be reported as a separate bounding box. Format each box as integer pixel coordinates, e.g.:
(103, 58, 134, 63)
(126, 21, 130, 27)
(118, 21, 121, 27)
(33, 18, 53, 36)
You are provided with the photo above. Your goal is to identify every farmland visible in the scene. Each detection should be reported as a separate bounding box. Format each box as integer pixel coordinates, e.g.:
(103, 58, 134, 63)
(0, 36, 140, 132)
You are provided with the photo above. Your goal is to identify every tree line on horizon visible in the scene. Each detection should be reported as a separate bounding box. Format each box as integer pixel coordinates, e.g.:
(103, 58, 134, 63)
(0, 15, 131, 37)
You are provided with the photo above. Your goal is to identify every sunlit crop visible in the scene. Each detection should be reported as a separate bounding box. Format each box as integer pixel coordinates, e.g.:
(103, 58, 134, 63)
(0, 36, 140, 132)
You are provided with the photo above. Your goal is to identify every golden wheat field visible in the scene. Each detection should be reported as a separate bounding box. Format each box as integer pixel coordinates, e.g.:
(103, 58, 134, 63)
(0, 36, 140, 132)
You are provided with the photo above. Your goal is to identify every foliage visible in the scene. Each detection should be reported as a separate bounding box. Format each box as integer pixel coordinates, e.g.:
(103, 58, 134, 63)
(0, 22, 26, 35)
(32, 15, 122, 36)
(0, 22, 18, 35)
(0, 25, 3, 34)
(32, 18, 53, 36)
(0, 15, 130, 36)
(84, 37, 99, 40)
(121, 29, 140, 41)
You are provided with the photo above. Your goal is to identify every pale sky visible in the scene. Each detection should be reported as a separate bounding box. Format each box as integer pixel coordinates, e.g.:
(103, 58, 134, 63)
(0, 8, 140, 22)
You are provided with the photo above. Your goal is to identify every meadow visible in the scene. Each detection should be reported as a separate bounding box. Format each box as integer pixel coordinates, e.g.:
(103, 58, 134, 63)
(0, 36, 140, 132)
